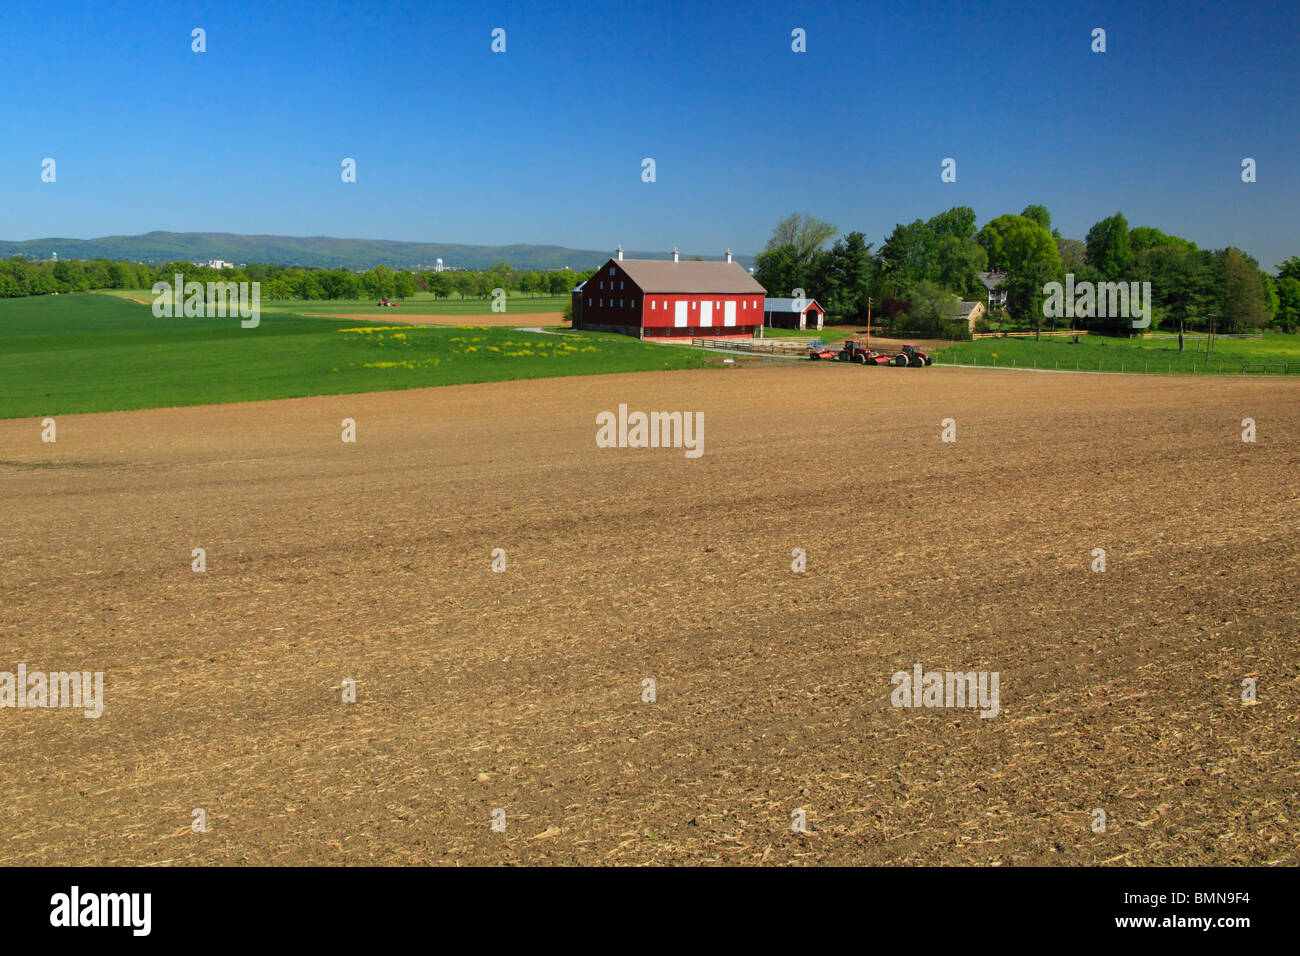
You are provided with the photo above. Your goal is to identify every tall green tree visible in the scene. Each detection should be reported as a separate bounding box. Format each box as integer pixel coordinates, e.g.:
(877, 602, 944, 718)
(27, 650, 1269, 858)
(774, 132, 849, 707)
(929, 206, 978, 241)
(763, 213, 837, 262)
(1275, 255, 1300, 284)
(817, 231, 873, 322)
(1020, 204, 1051, 233)
(1143, 245, 1215, 346)
(1275, 277, 1300, 332)
(1219, 248, 1269, 331)
(1056, 237, 1087, 271)
(1084, 212, 1135, 278)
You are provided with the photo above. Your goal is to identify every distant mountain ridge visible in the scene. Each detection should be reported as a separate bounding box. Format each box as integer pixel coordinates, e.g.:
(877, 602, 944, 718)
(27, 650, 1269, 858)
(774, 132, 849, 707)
(0, 232, 756, 272)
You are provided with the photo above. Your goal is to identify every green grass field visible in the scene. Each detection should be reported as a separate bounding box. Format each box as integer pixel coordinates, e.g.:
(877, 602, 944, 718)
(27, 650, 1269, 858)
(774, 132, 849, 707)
(97, 288, 571, 318)
(933, 333, 1300, 375)
(0, 293, 706, 419)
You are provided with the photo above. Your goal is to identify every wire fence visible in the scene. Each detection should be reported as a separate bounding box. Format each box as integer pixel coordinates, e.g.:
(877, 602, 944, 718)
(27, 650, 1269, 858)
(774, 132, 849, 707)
(931, 353, 1300, 375)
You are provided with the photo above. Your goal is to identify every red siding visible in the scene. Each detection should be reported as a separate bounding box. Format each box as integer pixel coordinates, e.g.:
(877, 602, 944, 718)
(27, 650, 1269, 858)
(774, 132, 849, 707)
(578, 261, 643, 331)
(640, 293, 763, 335)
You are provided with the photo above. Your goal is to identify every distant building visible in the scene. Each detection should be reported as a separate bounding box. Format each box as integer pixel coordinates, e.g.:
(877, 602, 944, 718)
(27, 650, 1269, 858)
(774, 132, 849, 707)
(944, 300, 986, 334)
(764, 297, 825, 331)
(206, 259, 234, 269)
(572, 246, 766, 340)
(977, 271, 1008, 310)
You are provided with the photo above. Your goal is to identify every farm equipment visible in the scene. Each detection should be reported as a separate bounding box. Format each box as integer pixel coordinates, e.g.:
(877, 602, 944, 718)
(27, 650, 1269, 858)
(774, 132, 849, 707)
(377, 298, 401, 307)
(809, 338, 932, 367)
(837, 340, 892, 365)
(891, 344, 932, 366)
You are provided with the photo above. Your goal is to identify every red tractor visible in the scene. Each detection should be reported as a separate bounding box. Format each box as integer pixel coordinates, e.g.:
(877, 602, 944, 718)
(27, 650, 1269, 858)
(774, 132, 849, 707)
(836, 339, 892, 365)
(807, 339, 837, 360)
(891, 343, 932, 366)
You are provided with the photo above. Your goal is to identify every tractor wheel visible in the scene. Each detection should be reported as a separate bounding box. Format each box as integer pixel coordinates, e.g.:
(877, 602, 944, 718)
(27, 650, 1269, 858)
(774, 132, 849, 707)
(893, 353, 909, 366)
(854, 353, 866, 364)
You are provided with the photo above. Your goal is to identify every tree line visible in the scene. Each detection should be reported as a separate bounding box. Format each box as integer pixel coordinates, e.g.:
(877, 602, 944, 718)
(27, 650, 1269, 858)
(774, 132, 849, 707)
(0, 257, 592, 301)
(754, 209, 1299, 337)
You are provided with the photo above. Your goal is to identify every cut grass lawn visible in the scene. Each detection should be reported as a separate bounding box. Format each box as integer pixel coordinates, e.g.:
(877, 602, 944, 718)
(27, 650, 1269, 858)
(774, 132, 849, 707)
(934, 332, 1300, 375)
(0, 293, 708, 418)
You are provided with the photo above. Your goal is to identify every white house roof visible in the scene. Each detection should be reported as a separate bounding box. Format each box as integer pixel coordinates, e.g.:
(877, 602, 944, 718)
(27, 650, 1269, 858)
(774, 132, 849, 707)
(764, 297, 822, 313)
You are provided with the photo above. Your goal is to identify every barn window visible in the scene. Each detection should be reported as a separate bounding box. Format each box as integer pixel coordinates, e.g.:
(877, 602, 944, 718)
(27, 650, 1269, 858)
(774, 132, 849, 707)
(620, 299, 624, 308)
(587, 298, 591, 306)
(651, 300, 656, 310)
(609, 267, 615, 276)
(631, 299, 636, 308)
(620, 281, 624, 290)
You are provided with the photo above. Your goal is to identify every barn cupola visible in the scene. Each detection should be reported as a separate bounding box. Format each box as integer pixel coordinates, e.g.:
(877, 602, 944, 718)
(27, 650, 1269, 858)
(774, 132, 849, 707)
(672, 246, 679, 263)
(725, 248, 733, 264)
(616, 244, 623, 261)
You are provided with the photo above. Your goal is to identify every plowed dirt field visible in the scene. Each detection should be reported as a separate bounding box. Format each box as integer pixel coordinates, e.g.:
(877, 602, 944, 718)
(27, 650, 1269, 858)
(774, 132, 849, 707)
(2, 363, 1296, 865)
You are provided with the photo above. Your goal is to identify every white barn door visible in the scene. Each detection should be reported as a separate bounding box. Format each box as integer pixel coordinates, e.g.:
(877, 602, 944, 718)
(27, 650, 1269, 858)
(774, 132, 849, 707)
(674, 301, 687, 328)
(724, 301, 736, 327)
(700, 300, 713, 327)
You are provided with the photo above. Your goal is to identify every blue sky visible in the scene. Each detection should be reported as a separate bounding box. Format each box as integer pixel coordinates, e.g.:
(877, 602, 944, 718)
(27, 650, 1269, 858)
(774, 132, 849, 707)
(1, 0, 1296, 269)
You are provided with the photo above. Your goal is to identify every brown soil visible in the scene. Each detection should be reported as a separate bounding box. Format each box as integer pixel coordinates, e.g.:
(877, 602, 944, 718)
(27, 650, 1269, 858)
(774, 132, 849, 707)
(1, 364, 1296, 865)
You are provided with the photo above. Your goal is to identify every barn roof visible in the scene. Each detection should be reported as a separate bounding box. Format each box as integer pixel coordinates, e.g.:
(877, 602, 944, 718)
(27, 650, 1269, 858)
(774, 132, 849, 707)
(976, 271, 1007, 290)
(764, 297, 823, 313)
(614, 258, 766, 294)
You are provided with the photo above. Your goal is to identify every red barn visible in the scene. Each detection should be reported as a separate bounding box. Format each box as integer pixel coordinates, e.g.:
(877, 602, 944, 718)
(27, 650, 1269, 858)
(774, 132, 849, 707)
(572, 249, 766, 340)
